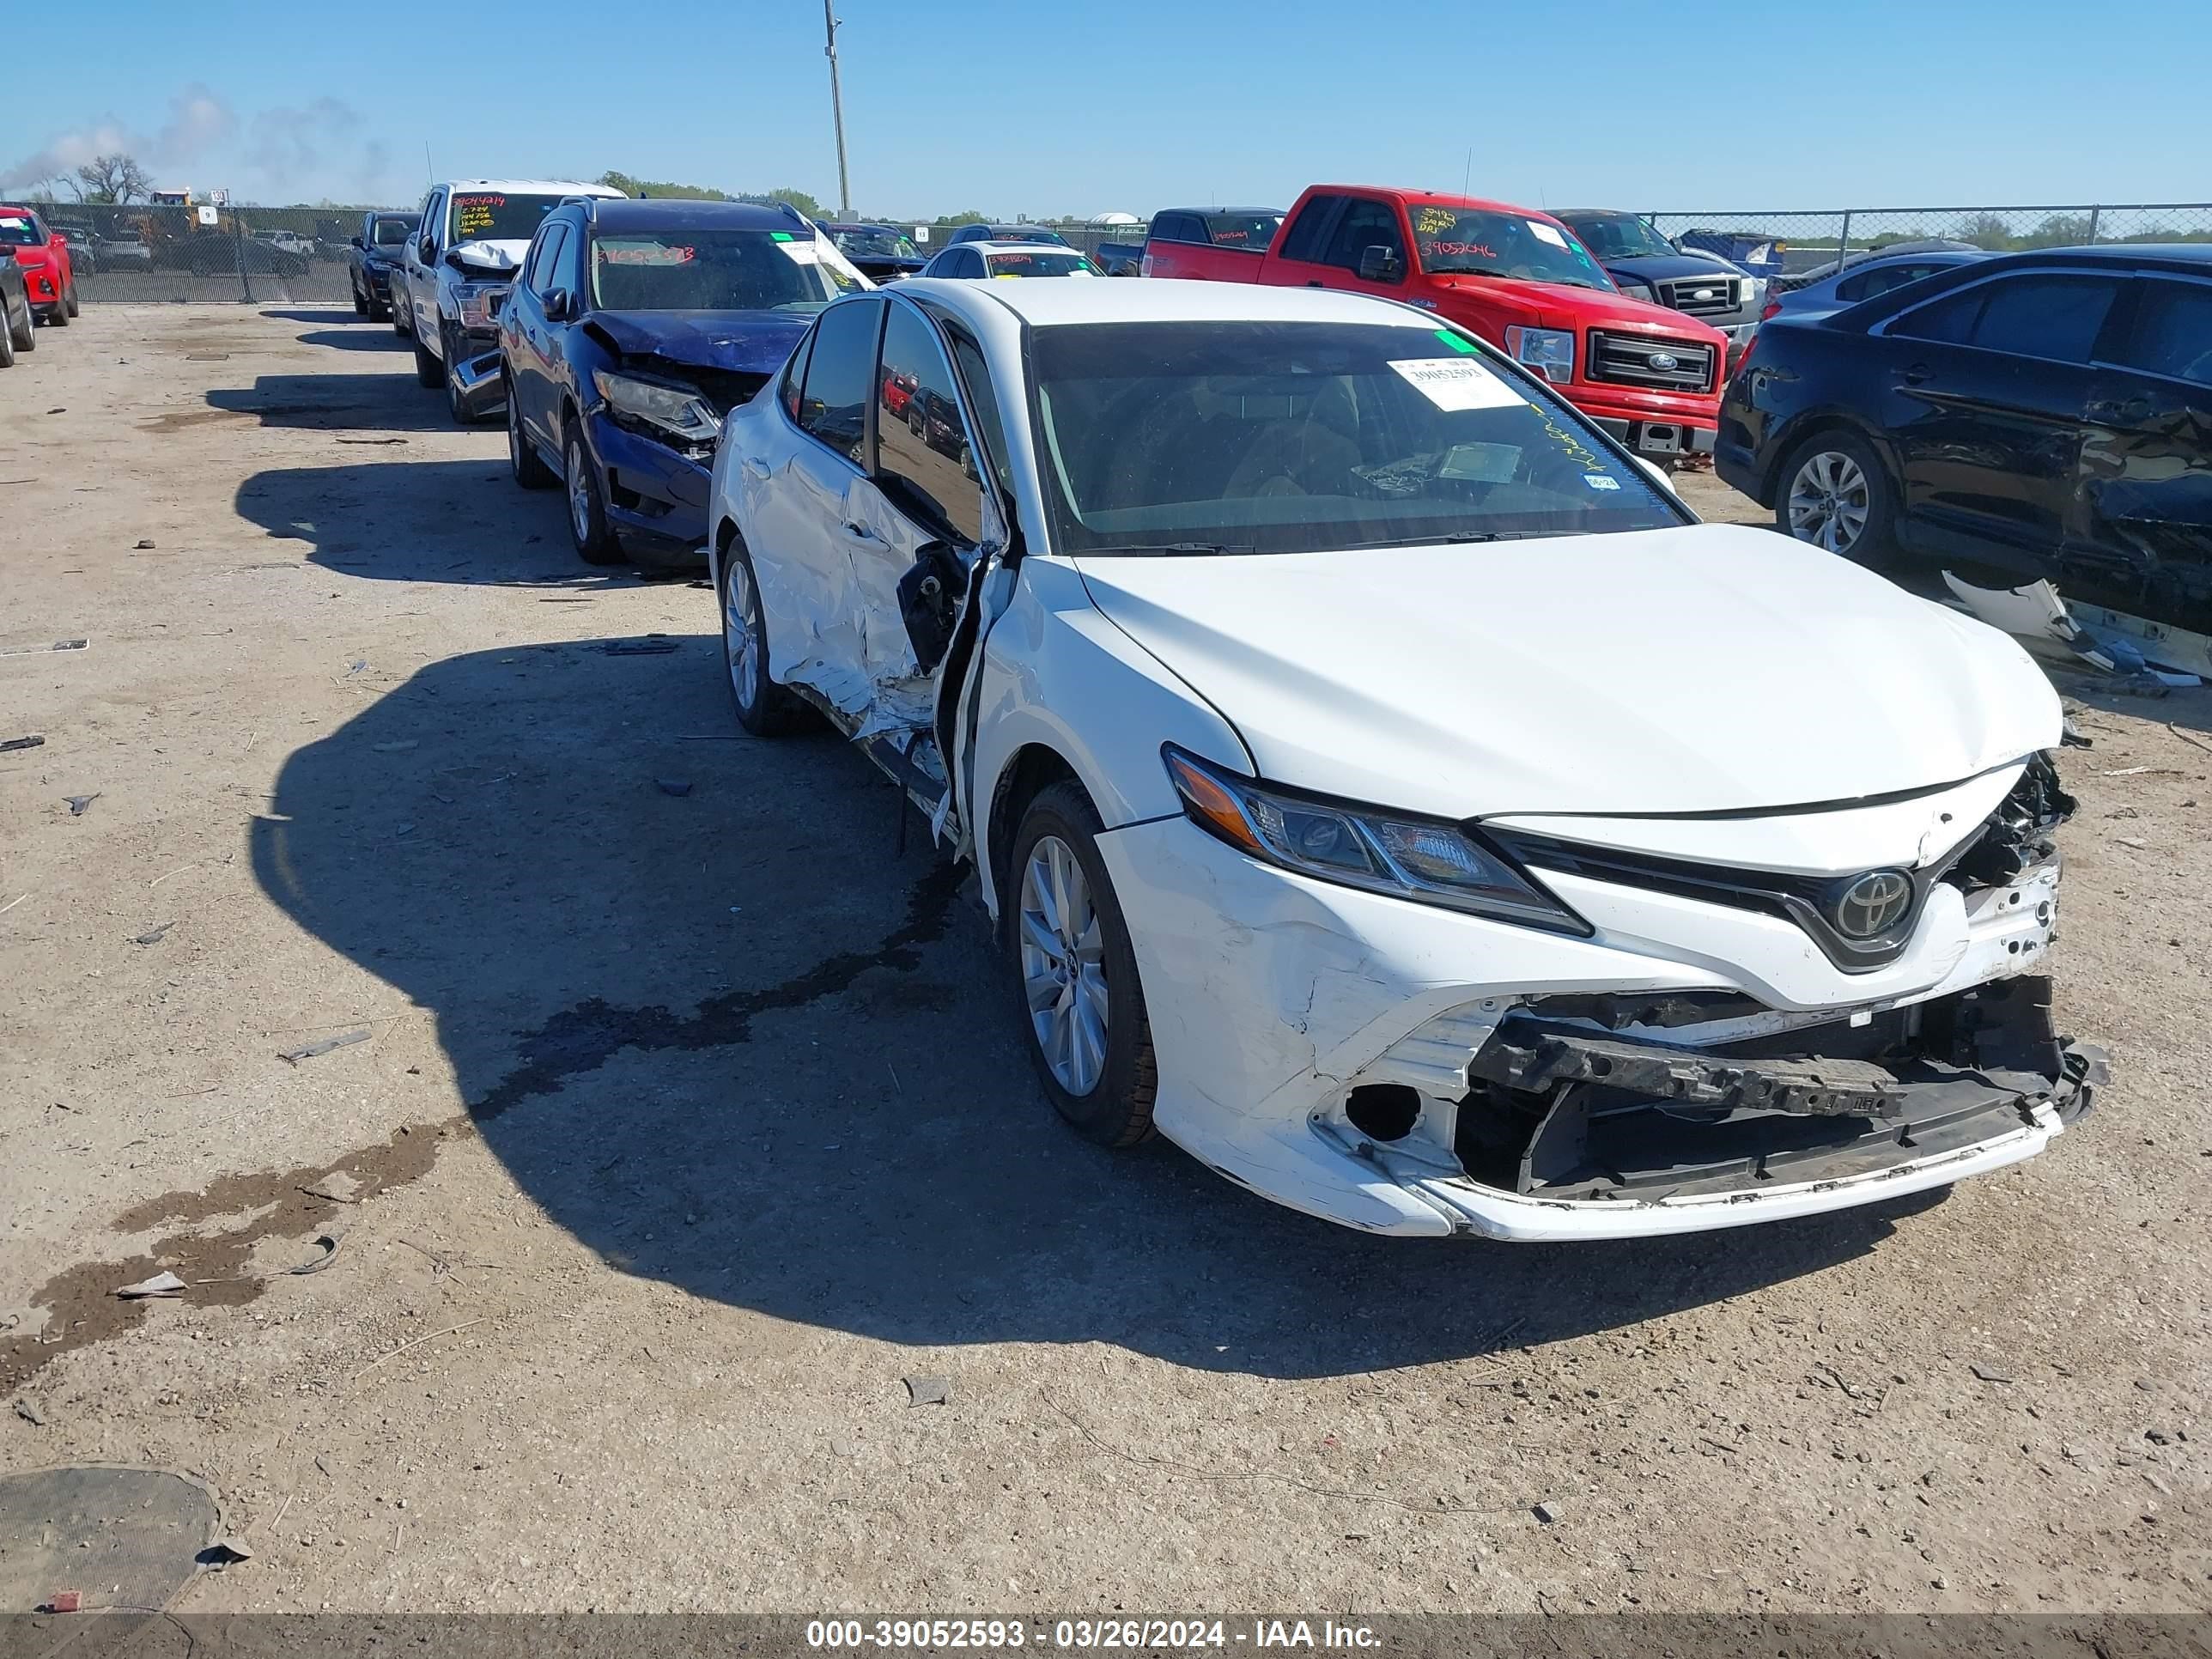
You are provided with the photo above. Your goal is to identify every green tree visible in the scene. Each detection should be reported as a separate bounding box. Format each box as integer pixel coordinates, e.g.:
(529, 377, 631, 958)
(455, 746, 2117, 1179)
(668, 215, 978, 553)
(2018, 213, 2094, 250)
(599, 170, 733, 201)
(943, 210, 988, 227)
(1958, 213, 2016, 252)
(735, 186, 824, 218)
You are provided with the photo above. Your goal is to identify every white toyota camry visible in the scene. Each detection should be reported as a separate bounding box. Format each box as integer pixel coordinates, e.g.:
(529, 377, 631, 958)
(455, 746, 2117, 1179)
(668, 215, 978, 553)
(703, 277, 2103, 1242)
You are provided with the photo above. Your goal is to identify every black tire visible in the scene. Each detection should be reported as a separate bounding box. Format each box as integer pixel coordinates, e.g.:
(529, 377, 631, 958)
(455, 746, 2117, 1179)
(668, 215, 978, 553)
(563, 426, 622, 565)
(391, 290, 412, 336)
(412, 333, 441, 388)
(351, 279, 368, 317)
(717, 540, 801, 736)
(442, 324, 475, 424)
(1773, 428, 1899, 568)
(0, 312, 14, 369)
(5, 297, 27, 353)
(60, 283, 78, 320)
(1006, 781, 1158, 1148)
(507, 384, 556, 489)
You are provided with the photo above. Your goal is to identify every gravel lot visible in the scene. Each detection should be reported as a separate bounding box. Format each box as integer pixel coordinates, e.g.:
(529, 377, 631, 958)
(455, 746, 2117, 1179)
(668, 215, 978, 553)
(0, 306, 2205, 1615)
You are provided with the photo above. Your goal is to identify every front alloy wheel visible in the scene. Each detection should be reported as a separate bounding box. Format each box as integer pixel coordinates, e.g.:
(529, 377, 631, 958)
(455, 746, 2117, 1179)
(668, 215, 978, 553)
(1020, 836, 1111, 1097)
(719, 544, 797, 735)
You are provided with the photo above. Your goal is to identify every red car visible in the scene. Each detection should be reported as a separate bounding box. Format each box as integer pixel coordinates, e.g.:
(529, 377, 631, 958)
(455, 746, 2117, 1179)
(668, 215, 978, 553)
(0, 204, 79, 327)
(1142, 184, 1729, 462)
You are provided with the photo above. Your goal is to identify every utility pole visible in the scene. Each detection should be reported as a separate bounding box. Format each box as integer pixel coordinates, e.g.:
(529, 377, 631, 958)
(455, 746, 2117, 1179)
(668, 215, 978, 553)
(823, 0, 851, 217)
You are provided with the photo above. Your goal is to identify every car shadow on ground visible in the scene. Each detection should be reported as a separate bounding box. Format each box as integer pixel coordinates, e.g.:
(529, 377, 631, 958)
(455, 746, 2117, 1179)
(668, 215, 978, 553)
(251, 637, 1948, 1381)
(202, 374, 460, 434)
(294, 327, 410, 354)
(235, 460, 695, 587)
(259, 307, 363, 325)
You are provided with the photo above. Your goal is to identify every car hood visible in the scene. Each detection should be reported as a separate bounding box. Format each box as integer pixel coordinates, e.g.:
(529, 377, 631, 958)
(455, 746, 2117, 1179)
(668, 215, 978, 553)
(445, 238, 527, 276)
(1425, 272, 1729, 342)
(1070, 523, 2060, 819)
(584, 310, 812, 377)
(1592, 251, 1744, 284)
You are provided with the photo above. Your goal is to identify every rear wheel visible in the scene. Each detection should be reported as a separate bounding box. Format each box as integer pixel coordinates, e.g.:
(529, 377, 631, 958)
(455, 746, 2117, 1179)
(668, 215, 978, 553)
(564, 427, 621, 565)
(0, 309, 14, 368)
(351, 277, 368, 317)
(719, 542, 801, 735)
(5, 295, 28, 352)
(412, 329, 441, 388)
(507, 386, 556, 488)
(442, 323, 476, 424)
(58, 283, 77, 321)
(1777, 431, 1897, 565)
(1008, 782, 1158, 1148)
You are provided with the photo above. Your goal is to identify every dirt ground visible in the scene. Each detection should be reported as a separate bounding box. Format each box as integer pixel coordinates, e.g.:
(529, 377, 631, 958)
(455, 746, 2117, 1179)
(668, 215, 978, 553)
(0, 306, 2205, 1616)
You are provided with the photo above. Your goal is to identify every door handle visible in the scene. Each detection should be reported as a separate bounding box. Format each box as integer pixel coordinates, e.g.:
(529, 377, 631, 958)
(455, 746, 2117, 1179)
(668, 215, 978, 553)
(2093, 396, 2151, 423)
(744, 457, 772, 479)
(1305, 279, 1323, 288)
(1900, 362, 1931, 386)
(840, 521, 880, 542)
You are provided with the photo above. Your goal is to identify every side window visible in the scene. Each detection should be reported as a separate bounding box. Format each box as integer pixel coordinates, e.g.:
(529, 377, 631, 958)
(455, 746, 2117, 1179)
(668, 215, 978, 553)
(949, 331, 1015, 501)
(525, 224, 568, 295)
(1322, 198, 1403, 273)
(958, 249, 987, 278)
(2113, 280, 2212, 388)
(1893, 287, 1986, 345)
(1165, 213, 1204, 245)
(421, 191, 446, 254)
(796, 297, 882, 465)
(875, 303, 983, 544)
(781, 328, 816, 422)
(556, 224, 585, 296)
(1834, 270, 1876, 303)
(1970, 276, 2122, 364)
(1276, 196, 1346, 264)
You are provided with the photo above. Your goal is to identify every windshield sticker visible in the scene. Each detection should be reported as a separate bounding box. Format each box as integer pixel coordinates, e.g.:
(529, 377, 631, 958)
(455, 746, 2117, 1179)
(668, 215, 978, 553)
(1439, 443, 1520, 483)
(1415, 206, 1455, 236)
(1583, 473, 1623, 490)
(1432, 329, 1478, 355)
(775, 240, 821, 264)
(1422, 240, 1495, 260)
(1388, 356, 1525, 411)
(599, 242, 696, 264)
(0, 217, 29, 230)
(770, 231, 794, 241)
(1527, 221, 1569, 248)
(452, 196, 505, 238)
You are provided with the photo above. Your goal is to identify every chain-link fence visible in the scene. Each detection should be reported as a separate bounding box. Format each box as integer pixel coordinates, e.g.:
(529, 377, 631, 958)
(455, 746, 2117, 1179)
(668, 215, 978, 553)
(27, 202, 392, 305)
(1646, 203, 2212, 287)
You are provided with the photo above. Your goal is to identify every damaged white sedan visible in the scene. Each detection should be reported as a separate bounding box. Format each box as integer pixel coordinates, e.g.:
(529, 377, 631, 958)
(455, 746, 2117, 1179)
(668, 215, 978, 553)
(706, 278, 2104, 1241)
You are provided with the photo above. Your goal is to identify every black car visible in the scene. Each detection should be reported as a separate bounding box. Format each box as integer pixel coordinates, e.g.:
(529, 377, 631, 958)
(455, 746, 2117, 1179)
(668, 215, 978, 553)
(822, 222, 927, 282)
(157, 232, 308, 278)
(1720, 246, 2212, 634)
(499, 197, 858, 567)
(944, 222, 1068, 247)
(347, 210, 419, 321)
(0, 257, 31, 368)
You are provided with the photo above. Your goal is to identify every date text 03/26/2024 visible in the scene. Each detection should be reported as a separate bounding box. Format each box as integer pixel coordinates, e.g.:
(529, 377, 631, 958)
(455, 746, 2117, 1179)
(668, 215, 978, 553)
(805, 1620, 1382, 1650)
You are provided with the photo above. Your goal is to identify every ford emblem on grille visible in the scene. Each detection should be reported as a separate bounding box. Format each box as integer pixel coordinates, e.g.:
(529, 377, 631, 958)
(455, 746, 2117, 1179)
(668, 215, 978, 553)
(1692, 288, 1715, 300)
(1832, 870, 1913, 939)
(1647, 350, 1680, 372)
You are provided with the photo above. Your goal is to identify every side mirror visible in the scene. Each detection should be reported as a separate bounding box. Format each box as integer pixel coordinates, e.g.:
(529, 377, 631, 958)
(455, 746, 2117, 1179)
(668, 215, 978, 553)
(417, 234, 435, 264)
(349, 235, 365, 251)
(51, 233, 67, 249)
(543, 289, 572, 322)
(1358, 244, 1404, 283)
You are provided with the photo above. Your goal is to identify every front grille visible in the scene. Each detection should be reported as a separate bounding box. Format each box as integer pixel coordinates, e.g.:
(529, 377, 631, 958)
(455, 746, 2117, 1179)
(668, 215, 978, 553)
(1654, 276, 1741, 316)
(1587, 330, 1717, 392)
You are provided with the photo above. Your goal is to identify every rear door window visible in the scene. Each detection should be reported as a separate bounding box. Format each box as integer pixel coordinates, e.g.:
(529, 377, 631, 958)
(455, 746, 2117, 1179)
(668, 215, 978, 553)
(796, 297, 883, 465)
(2111, 280, 2212, 387)
(1969, 276, 2122, 363)
(1276, 195, 1346, 265)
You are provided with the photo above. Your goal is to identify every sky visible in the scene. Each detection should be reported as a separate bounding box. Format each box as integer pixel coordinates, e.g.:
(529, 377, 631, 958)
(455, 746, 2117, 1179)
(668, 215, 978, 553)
(3, 0, 2205, 220)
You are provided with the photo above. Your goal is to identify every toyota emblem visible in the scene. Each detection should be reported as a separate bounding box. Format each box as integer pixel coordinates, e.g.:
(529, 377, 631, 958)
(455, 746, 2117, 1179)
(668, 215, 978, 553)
(1832, 870, 1913, 939)
(1647, 350, 1680, 372)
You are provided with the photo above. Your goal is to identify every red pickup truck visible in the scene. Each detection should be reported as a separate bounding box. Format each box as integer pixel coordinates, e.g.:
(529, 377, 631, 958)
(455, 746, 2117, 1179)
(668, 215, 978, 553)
(1158, 185, 1728, 460)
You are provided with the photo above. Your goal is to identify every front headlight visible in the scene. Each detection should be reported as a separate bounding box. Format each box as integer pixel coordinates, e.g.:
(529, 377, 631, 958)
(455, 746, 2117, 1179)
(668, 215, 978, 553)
(1163, 747, 1589, 933)
(1738, 276, 1765, 311)
(592, 370, 723, 445)
(1503, 325, 1576, 384)
(453, 281, 510, 331)
(1615, 278, 1656, 302)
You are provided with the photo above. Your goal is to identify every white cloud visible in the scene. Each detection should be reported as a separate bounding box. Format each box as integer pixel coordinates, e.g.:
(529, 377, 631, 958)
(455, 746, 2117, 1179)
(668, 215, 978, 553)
(0, 83, 236, 192)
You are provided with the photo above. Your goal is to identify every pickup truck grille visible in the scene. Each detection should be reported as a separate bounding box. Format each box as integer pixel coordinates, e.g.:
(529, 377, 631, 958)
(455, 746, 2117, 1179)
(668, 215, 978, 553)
(1587, 331, 1717, 392)
(1654, 276, 1741, 316)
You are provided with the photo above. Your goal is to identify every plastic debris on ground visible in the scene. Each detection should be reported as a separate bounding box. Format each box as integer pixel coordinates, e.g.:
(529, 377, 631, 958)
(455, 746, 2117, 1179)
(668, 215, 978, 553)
(278, 1029, 369, 1065)
(1942, 571, 2202, 688)
(902, 1376, 951, 1407)
(114, 1271, 187, 1299)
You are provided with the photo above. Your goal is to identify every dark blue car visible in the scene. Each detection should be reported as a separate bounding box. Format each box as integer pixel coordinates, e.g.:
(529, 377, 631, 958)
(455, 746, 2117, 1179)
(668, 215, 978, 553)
(821, 222, 927, 283)
(499, 198, 863, 567)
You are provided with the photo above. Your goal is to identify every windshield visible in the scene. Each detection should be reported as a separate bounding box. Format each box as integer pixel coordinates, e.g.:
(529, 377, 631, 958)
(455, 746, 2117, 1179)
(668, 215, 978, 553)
(1407, 206, 1611, 289)
(1560, 213, 1677, 260)
(0, 214, 43, 247)
(835, 228, 918, 259)
(589, 228, 852, 312)
(447, 191, 568, 244)
(1203, 211, 1281, 247)
(373, 216, 416, 246)
(988, 250, 1096, 278)
(997, 227, 1066, 245)
(1030, 321, 1683, 556)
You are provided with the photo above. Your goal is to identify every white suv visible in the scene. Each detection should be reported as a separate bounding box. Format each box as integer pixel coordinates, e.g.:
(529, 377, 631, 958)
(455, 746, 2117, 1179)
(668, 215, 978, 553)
(398, 179, 624, 422)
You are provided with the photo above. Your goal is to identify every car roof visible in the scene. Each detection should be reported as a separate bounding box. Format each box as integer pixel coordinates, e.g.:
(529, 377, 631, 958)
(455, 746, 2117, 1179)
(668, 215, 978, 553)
(1156, 206, 1282, 216)
(437, 179, 624, 198)
(893, 274, 1433, 331)
(1972, 244, 2212, 275)
(1304, 184, 1569, 225)
(583, 198, 807, 234)
(1552, 209, 1638, 220)
(964, 240, 1085, 255)
(825, 221, 899, 234)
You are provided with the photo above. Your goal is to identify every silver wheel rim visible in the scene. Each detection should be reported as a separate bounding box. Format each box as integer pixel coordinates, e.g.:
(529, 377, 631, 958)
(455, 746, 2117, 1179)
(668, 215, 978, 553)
(1786, 450, 1870, 554)
(1018, 836, 1109, 1096)
(567, 441, 592, 542)
(723, 560, 759, 710)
